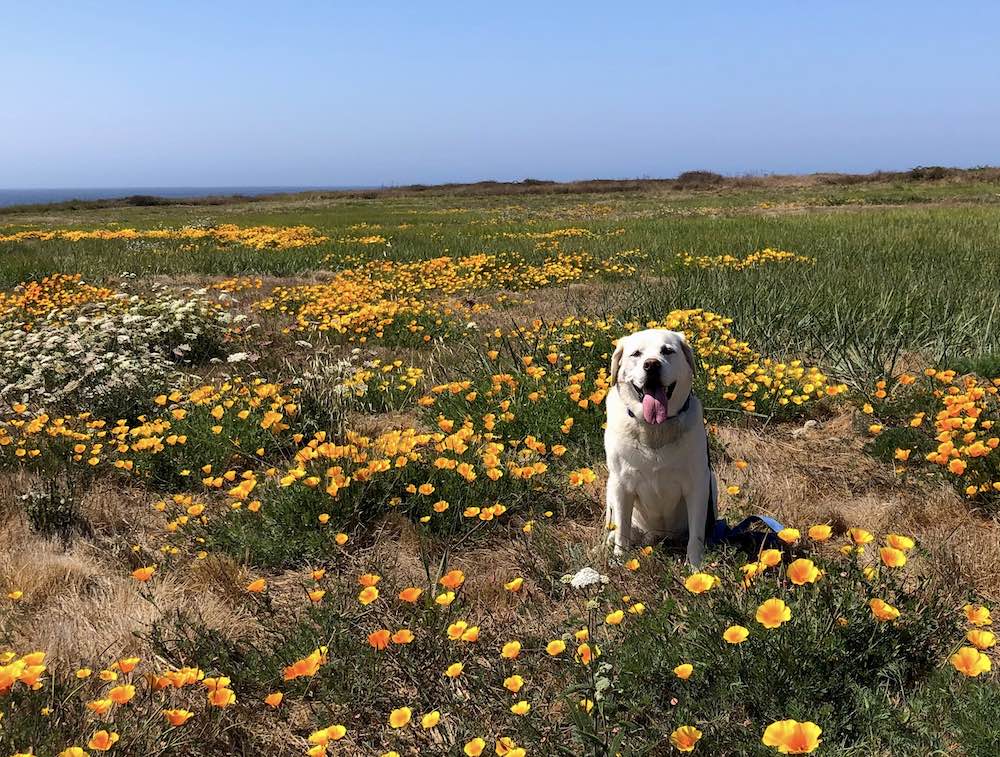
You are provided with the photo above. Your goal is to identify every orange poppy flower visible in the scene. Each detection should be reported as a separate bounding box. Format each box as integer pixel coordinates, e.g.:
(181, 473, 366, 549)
(762, 719, 822, 753)
(421, 710, 441, 729)
(756, 598, 792, 629)
(723, 625, 749, 644)
(389, 706, 412, 728)
(807, 525, 832, 541)
(163, 708, 194, 726)
(848, 528, 874, 545)
(684, 573, 718, 594)
(398, 587, 423, 602)
(464, 738, 486, 756)
(283, 648, 325, 680)
(368, 629, 392, 650)
(759, 549, 782, 567)
(786, 559, 821, 585)
(208, 687, 236, 708)
(963, 604, 992, 626)
(879, 547, 907, 568)
(116, 657, 140, 673)
(950, 646, 992, 677)
(670, 725, 702, 752)
(967, 629, 996, 650)
(108, 684, 136, 705)
(87, 730, 120, 752)
(777, 528, 800, 544)
(869, 598, 900, 622)
(440, 569, 466, 590)
(87, 699, 113, 716)
(501, 641, 521, 659)
(886, 534, 915, 551)
(504, 674, 524, 693)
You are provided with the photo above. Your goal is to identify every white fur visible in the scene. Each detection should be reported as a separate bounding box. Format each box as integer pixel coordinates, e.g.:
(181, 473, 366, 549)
(604, 328, 716, 565)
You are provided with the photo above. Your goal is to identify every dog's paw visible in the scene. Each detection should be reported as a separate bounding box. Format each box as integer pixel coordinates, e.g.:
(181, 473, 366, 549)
(605, 530, 626, 554)
(607, 541, 628, 567)
(685, 546, 704, 567)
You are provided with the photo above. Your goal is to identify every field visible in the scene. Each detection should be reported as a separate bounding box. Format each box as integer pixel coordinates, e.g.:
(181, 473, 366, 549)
(0, 173, 998, 756)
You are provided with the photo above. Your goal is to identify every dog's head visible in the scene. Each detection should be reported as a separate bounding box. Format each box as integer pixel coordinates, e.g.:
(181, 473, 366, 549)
(609, 329, 695, 424)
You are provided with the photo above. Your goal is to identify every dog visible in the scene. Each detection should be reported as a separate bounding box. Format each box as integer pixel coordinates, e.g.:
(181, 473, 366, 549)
(604, 328, 717, 566)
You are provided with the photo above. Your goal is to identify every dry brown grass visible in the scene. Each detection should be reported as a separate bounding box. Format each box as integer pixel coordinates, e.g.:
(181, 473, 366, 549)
(0, 473, 257, 665)
(715, 411, 1000, 600)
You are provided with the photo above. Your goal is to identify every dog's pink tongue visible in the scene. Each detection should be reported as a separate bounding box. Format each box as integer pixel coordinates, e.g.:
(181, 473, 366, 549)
(642, 387, 669, 424)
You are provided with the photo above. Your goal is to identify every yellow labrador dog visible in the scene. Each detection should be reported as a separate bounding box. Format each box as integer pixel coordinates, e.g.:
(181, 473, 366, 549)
(604, 329, 717, 565)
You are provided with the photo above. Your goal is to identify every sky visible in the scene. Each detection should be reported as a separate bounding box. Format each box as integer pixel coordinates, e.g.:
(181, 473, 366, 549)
(3, 1, 999, 188)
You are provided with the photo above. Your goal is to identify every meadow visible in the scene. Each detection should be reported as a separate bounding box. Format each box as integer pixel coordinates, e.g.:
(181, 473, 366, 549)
(0, 173, 998, 756)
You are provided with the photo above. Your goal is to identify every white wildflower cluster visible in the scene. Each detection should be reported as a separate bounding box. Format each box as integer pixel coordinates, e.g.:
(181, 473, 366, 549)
(0, 288, 232, 412)
(565, 566, 609, 589)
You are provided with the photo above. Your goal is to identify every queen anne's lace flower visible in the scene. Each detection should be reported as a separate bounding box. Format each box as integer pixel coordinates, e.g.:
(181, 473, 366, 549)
(0, 284, 230, 411)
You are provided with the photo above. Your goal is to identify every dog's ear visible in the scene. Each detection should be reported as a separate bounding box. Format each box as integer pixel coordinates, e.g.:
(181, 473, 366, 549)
(609, 340, 624, 385)
(668, 333, 697, 418)
(679, 334, 696, 376)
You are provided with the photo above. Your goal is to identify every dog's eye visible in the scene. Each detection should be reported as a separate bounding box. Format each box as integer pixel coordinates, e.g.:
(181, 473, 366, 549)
(631, 350, 642, 358)
(661, 345, 676, 355)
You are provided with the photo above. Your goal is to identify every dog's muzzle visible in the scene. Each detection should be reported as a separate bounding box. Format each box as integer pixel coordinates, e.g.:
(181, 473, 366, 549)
(632, 379, 676, 401)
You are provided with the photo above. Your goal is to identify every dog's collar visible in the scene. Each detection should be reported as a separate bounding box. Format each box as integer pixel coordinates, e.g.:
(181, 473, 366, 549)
(625, 392, 691, 420)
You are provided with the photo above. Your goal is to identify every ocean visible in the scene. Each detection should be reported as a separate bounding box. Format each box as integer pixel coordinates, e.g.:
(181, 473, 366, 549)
(0, 186, 362, 208)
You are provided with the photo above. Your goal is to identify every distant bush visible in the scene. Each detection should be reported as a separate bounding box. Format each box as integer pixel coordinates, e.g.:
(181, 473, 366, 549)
(674, 170, 725, 190)
(816, 173, 878, 186)
(907, 166, 952, 181)
(122, 194, 172, 206)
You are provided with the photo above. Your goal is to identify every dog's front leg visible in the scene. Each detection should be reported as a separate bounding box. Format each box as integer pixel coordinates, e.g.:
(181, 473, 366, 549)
(684, 471, 712, 566)
(605, 474, 634, 556)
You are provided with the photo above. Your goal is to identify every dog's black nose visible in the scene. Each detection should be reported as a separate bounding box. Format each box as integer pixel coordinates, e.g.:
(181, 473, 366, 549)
(643, 358, 661, 372)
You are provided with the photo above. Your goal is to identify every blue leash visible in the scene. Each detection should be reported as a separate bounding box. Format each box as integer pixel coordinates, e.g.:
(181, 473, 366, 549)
(710, 514, 786, 550)
(702, 459, 786, 550)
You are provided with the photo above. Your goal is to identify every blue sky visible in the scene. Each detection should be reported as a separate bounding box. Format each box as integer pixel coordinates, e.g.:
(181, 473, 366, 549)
(3, 1, 998, 187)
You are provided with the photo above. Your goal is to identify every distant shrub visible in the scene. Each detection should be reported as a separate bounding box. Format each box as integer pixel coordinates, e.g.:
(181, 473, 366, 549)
(674, 170, 725, 190)
(907, 166, 952, 181)
(816, 173, 875, 186)
(123, 194, 171, 206)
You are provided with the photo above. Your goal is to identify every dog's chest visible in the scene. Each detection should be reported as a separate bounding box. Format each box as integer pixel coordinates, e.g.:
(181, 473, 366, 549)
(617, 442, 692, 482)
